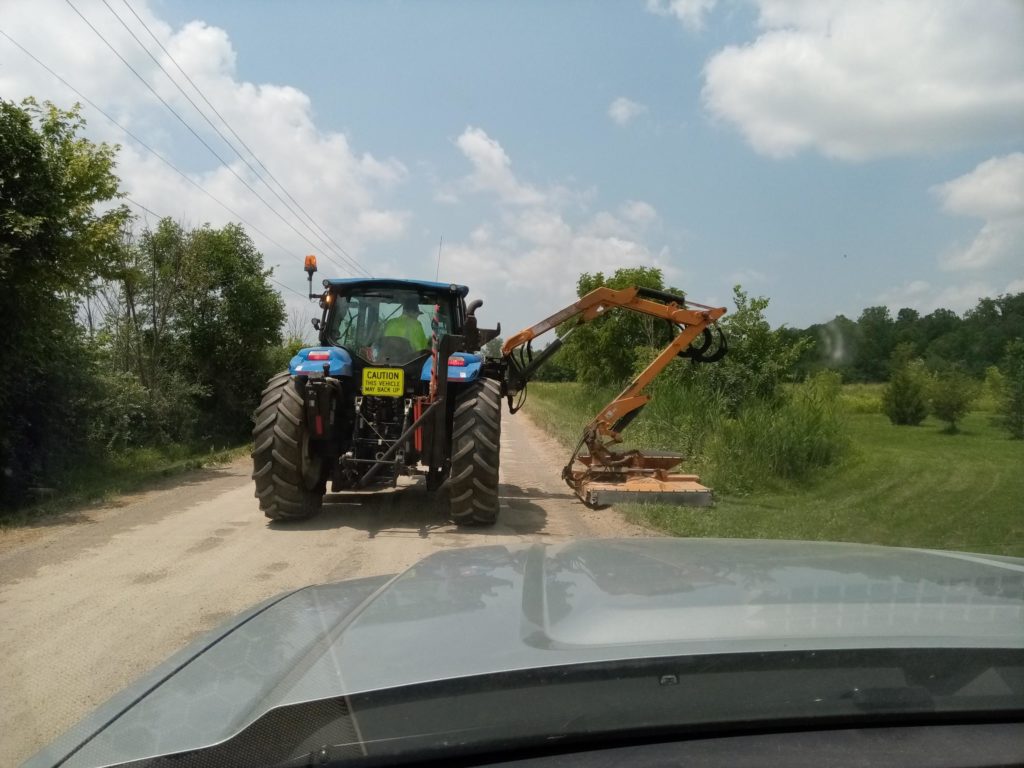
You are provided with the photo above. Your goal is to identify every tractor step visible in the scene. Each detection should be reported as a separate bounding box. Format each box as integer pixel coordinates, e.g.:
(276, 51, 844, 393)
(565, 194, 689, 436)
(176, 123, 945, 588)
(569, 450, 713, 507)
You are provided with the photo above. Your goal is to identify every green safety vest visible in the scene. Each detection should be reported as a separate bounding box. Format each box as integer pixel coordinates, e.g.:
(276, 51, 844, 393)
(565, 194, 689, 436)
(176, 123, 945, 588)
(383, 314, 428, 350)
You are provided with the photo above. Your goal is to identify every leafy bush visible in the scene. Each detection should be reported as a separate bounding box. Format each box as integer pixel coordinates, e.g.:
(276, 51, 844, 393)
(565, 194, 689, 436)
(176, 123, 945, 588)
(530, 346, 577, 382)
(86, 370, 206, 450)
(995, 339, 1024, 439)
(882, 361, 930, 426)
(929, 368, 979, 433)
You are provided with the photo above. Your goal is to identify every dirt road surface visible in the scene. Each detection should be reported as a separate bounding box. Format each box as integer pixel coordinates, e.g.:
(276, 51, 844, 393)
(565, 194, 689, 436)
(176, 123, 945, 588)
(0, 413, 652, 765)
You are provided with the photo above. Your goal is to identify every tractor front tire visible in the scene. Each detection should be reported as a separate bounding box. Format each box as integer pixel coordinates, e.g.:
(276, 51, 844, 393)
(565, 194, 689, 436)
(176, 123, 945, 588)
(251, 372, 325, 521)
(448, 378, 502, 526)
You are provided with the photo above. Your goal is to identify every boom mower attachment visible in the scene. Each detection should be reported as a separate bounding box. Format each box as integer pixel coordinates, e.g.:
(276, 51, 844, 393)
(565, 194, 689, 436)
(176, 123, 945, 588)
(502, 286, 727, 507)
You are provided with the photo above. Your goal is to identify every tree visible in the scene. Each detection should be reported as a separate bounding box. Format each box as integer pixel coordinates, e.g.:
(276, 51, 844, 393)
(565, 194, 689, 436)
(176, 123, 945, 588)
(94, 218, 286, 443)
(852, 306, 896, 381)
(0, 99, 128, 504)
(694, 286, 811, 414)
(559, 266, 674, 386)
(995, 339, 1024, 439)
(929, 368, 978, 434)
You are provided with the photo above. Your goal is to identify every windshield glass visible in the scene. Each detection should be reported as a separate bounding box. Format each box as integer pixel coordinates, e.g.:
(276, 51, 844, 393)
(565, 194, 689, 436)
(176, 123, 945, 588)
(328, 288, 450, 362)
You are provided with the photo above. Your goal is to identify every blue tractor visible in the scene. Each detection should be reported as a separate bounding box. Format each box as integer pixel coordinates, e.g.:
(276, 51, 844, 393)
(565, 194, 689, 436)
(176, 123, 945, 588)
(252, 258, 505, 526)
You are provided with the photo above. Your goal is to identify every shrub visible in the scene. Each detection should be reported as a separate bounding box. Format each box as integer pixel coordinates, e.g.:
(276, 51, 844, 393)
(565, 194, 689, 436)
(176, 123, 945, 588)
(882, 361, 929, 425)
(995, 339, 1024, 439)
(929, 368, 979, 434)
(87, 370, 204, 450)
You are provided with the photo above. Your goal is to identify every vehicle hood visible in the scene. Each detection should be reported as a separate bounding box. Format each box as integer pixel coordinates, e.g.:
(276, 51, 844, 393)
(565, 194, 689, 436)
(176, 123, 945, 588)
(30, 538, 1024, 767)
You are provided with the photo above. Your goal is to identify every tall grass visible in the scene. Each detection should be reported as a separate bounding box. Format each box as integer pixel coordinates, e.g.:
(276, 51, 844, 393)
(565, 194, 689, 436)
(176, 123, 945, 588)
(705, 373, 848, 492)
(838, 383, 884, 414)
(527, 371, 849, 494)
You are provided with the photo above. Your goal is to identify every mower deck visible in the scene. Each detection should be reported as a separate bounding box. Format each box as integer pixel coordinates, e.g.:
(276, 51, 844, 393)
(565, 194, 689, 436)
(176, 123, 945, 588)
(569, 451, 713, 508)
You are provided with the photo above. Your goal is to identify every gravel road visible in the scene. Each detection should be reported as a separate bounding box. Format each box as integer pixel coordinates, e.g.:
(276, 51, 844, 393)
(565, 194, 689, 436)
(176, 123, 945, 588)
(0, 412, 651, 765)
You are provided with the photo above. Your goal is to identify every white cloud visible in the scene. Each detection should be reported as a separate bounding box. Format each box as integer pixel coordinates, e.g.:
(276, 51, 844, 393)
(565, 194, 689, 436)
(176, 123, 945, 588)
(0, 0, 408, 287)
(608, 96, 648, 126)
(700, 1, 1024, 160)
(455, 126, 546, 205)
(440, 131, 675, 332)
(935, 153, 1024, 221)
(933, 153, 1024, 271)
(727, 268, 769, 286)
(646, 0, 718, 30)
(620, 200, 658, 225)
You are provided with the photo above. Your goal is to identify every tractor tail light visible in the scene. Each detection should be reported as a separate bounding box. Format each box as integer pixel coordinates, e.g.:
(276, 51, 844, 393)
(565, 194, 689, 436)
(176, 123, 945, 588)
(307, 350, 330, 361)
(447, 357, 466, 367)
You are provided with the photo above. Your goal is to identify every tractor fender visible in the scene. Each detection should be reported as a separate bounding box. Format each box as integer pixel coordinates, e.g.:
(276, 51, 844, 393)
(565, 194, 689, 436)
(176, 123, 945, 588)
(420, 352, 482, 382)
(289, 347, 353, 377)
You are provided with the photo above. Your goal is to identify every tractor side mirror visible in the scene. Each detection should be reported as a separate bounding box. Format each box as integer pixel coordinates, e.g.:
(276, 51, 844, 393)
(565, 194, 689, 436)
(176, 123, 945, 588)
(311, 318, 322, 331)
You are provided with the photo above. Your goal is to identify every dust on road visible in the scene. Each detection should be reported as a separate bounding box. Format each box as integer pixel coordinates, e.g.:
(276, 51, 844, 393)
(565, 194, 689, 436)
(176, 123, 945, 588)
(0, 413, 652, 765)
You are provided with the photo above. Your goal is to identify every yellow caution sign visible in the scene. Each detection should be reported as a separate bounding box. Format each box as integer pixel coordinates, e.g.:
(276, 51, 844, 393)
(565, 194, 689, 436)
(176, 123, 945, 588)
(362, 367, 404, 397)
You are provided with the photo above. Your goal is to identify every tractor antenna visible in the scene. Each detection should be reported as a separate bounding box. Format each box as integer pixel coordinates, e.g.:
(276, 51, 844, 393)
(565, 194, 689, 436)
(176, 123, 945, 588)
(435, 235, 443, 281)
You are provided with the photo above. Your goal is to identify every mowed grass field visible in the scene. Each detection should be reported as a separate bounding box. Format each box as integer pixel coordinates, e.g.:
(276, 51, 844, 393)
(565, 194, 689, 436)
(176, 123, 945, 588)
(525, 382, 1024, 557)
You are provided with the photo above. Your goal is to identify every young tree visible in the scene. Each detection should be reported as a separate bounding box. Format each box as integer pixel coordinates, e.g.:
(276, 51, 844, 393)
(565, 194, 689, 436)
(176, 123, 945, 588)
(995, 339, 1024, 439)
(882, 349, 929, 427)
(695, 286, 811, 414)
(172, 223, 286, 437)
(929, 368, 979, 434)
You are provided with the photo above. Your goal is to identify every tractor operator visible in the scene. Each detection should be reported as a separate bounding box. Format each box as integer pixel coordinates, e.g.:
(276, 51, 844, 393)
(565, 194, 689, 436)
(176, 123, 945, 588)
(382, 297, 429, 351)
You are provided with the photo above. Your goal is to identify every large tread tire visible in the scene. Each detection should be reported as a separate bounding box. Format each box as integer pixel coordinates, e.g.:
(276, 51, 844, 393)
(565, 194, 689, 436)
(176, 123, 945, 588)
(448, 378, 502, 526)
(252, 372, 324, 521)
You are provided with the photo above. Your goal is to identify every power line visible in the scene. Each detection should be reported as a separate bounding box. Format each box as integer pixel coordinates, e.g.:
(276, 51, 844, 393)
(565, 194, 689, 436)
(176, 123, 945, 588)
(116, 0, 368, 277)
(1, 28, 323, 309)
(101, 0, 369, 278)
(64, 0, 363, 278)
(0, 28, 301, 263)
(124, 195, 161, 219)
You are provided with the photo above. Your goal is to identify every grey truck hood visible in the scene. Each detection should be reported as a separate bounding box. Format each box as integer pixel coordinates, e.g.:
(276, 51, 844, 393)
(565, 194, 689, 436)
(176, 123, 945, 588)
(28, 538, 1024, 767)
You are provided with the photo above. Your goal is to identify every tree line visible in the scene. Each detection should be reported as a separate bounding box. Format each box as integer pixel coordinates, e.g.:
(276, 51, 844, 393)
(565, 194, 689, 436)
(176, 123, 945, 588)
(784, 296, 1024, 382)
(1, 99, 286, 508)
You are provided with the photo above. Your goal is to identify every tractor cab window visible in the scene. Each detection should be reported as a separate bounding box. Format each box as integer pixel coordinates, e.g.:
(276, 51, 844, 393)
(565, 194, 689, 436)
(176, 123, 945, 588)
(329, 288, 450, 363)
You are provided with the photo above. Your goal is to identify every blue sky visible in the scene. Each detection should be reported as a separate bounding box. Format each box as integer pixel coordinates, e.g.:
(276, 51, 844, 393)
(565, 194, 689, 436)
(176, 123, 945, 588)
(3, 0, 1021, 333)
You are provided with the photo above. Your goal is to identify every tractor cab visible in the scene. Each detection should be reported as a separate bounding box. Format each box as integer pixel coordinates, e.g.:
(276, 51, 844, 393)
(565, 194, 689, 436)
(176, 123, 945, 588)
(318, 279, 469, 366)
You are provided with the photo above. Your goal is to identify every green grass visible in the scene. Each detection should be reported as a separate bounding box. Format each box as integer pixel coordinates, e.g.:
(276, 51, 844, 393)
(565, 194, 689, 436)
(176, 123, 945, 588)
(525, 382, 1024, 557)
(1, 442, 248, 528)
(837, 382, 884, 414)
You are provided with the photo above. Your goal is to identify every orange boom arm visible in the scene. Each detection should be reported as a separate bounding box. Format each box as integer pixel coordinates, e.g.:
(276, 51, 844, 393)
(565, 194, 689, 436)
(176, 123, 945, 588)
(502, 285, 726, 446)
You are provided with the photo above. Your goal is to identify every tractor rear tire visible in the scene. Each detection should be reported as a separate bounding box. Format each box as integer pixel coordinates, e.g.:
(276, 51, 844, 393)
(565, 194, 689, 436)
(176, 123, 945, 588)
(448, 378, 502, 526)
(251, 372, 325, 521)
